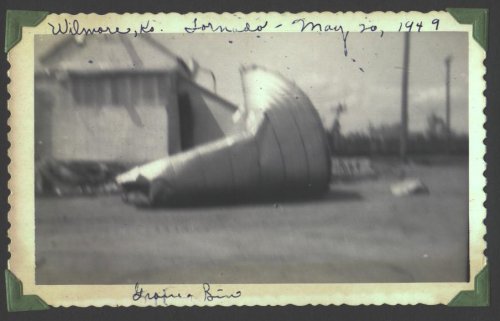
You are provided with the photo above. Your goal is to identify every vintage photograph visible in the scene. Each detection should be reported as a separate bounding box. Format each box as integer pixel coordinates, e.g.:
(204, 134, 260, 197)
(32, 31, 470, 285)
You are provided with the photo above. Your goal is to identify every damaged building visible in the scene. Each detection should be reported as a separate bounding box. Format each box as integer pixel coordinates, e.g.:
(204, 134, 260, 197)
(35, 34, 238, 163)
(35, 34, 332, 202)
(35, 34, 241, 195)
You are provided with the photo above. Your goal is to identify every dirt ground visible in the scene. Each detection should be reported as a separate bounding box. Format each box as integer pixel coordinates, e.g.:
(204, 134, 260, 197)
(35, 157, 469, 284)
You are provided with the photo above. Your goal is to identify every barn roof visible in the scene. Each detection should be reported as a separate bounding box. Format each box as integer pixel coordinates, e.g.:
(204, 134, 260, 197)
(37, 34, 185, 74)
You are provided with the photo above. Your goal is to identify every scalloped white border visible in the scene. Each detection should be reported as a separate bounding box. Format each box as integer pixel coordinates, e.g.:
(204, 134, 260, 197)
(7, 11, 487, 307)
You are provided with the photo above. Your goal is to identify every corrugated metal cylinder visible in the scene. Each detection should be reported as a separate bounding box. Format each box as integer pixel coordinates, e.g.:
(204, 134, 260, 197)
(116, 66, 331, 205)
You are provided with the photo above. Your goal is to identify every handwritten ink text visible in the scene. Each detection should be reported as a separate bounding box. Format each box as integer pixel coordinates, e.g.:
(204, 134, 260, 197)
(291, 18, 350, 56)
(184, 18, 268, 33)
(203, 283, 242, 302)
(48, 19, 154, 37)
(132, 282, 193, 305)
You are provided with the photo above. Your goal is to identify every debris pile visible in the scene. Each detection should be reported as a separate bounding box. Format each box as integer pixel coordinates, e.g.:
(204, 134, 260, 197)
(390, 178, 429, 196)
(35, 159, 125, 196)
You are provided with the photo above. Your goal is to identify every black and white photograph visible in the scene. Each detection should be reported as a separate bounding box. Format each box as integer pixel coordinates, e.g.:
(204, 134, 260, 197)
(33, 31, 469, 285)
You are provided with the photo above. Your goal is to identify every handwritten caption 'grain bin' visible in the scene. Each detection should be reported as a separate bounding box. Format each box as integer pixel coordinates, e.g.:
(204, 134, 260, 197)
(132, 282, 242, 305)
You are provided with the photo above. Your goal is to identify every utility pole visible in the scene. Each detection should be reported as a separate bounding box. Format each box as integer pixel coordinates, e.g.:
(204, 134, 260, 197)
(400, 32, 410, 163)
(445, 56, 452, 151)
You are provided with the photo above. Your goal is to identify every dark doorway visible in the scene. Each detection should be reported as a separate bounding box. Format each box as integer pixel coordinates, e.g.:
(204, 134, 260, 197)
(177, 92, 195, 150)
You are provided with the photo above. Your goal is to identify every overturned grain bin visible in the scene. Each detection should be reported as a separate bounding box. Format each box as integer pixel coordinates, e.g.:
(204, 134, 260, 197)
(116, 65, 331, 205)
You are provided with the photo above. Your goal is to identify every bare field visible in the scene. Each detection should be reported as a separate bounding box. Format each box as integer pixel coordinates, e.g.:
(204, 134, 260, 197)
(35, 157, 468, 284)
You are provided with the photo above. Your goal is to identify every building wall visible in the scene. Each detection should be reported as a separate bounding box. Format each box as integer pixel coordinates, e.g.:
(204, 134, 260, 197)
(35, 73, 174, 163)
(35, 80, 56, 161)
(35, 72, 240, 164)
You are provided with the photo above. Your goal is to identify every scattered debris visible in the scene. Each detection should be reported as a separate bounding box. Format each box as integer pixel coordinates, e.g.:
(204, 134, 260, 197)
(35, 159, 125, 196)
(390, 178, 429, 196)
(331, 157, 377, 181)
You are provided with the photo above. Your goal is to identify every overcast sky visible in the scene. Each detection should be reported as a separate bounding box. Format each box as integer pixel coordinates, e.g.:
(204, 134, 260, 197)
(151, 32, 468, 134)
